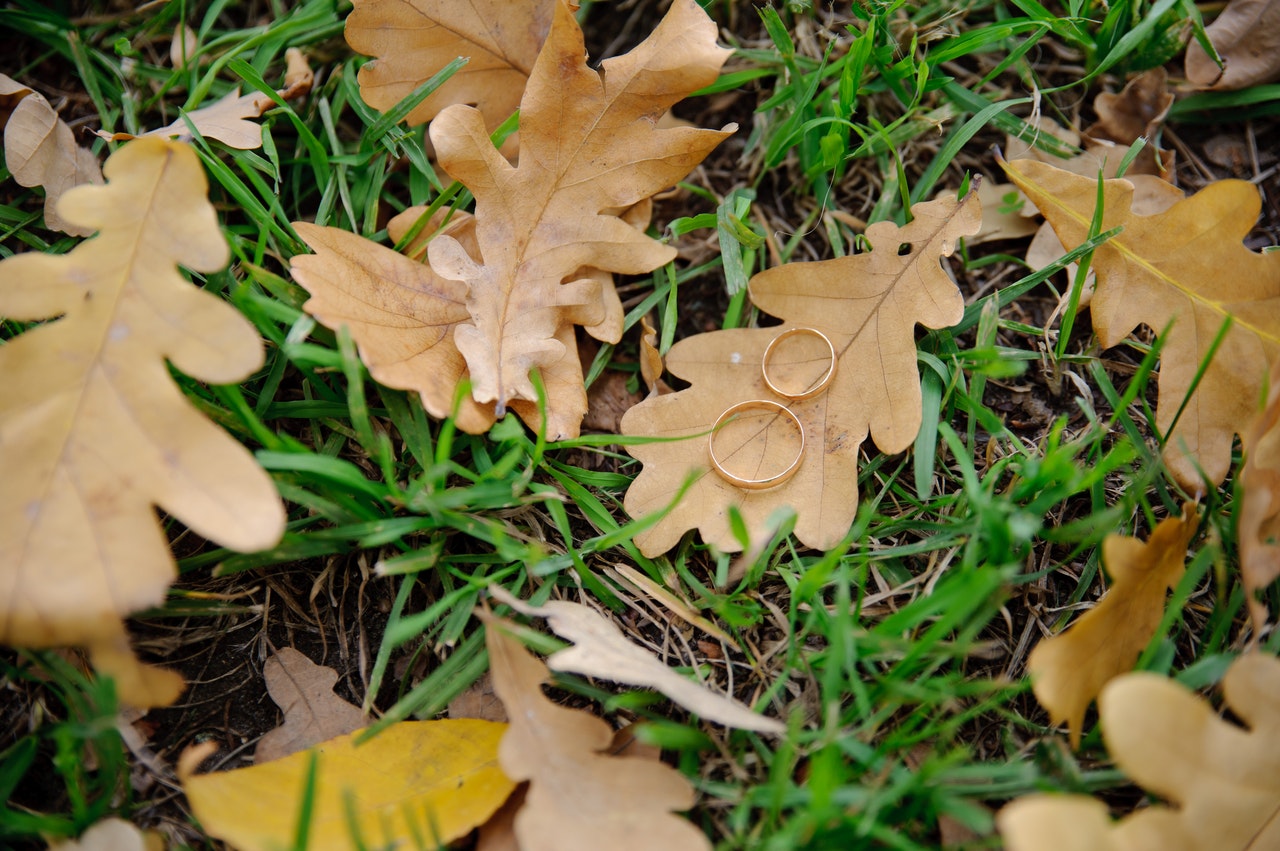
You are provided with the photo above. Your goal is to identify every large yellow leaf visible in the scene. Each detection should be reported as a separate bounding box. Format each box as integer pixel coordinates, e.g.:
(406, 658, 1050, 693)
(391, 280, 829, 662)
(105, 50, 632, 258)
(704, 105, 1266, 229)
(1027, 506, 1198, 748)
(182, 719, 515, 851)
(0, 138, 285, 706)
(345, 0, 554, 131)
(484, 613, 710, 851)
(1004, 160, 1280, 490)
(620, 191, 980, 554)
(999, 652, 1280, 850)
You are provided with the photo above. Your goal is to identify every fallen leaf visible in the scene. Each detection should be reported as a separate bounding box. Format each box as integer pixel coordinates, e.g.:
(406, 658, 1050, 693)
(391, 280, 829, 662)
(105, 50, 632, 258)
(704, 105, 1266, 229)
(621, 191, 980, 554)
(999, 652, 1280, 850)
(948, 181, 1039, 245)
(492, 588, 782, 733)
(254, 648, 367, 762)
(483, 612, 711, 851)
(0, 137, 285, 707)
(48, 818, 159, 851)
(1185, 0, 1280, 90)
(450, 671, 508, 723)
(1239, 362, 1280, 633)
(427, 0, 731, 429)
(1085, 68, 1174, 148)
(1004, 159, 1280, 489)
(639, 315, 672, 397)
(0, 73, 104, 236)
(345, 0, 555, 131)
(170, 23, 197, 69)
(296, 0, 730, 439)
(1027, 505, 1198, 748)
(182, 719, 515, 851)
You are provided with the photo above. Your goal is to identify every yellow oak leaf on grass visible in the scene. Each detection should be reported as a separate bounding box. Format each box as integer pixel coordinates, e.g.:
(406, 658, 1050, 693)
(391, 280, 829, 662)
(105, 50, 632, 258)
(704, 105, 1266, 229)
(294, 0, 731, 439)
(181, 719, 514, 851)
(483, 611, 710, 851)
(1027, 505, 1198, 748)
(621, 191, 981, 555)
(0, 137, 285, 707)
(1005, 159, 1280, 490)
(345, 0, 554, 131)
(1239, 363, 1280, 634)
(0, 73, 103, 236)
(1000, 652, 1280, 850)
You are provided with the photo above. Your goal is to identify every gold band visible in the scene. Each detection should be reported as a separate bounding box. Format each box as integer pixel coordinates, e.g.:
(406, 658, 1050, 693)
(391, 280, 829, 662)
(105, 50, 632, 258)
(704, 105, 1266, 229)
(707, 400, 805, 490)
(762, 327, 837, 401)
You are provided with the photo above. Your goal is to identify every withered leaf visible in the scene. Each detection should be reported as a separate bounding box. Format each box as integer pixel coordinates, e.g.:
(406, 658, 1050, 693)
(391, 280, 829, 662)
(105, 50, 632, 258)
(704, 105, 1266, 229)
(1239, 363, 1280, 633)
(483, 612, 710, 851)
(1004, 159, 1280, 489)
(345, 0, 554, 131)
(254, 648, 367, 763)
(621, 191, 980, 555)
(1027, 506, 1198, 748)
(0, 73, 103, 236)
(1185, 0, 1280, 90)
(0, 138, 285, 707)
(492, 588, 783, 733)
(1000, 653, 1280, 850)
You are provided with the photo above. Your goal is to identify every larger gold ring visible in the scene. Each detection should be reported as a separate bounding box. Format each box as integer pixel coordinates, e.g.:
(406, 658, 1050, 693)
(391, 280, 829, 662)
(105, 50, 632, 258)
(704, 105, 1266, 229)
(708, 400, 805, 490)
(762, 327, 838, 401)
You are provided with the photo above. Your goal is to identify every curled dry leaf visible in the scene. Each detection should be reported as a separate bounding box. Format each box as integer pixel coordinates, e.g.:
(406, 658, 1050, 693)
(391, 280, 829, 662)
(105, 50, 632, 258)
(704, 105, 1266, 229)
(1027, 505, 1198, 748)
(1000, 652, 1280, 850)
(346, 0, 554, 131)
(492, 588, 782, 733)
(182, 720, 515, 851)
(483, 612, 711, 851)
(254, 648, 367, 763)
(0, 138, 285, 707)
(1239, 362, 1280, 634)
(1186, 0, 1280, 90)
(1005, 159, 1280, 490)
(0, 73, 103, 236)
(621, 191, 980, 555)
(296, 0, 730, 439)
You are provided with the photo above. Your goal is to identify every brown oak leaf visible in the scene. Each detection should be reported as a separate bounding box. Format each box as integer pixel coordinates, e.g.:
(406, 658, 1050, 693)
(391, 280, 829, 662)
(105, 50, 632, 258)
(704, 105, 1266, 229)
(1005, 159, 1280, 489)
(483, 611, 710, 851)
(0, 138, 285, 707)
(1000, 652, 1280, 850)
(254, 648, 367, 762)
(1027, 505, 1198, 748)
(1185, 0, 1280, 90)
(0, 73, 103, 236)
(621, 191, 980, 555)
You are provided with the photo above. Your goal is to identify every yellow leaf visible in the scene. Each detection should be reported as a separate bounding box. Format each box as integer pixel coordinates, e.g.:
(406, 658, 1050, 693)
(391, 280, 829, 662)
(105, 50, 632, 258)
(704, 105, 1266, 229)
(1000, 652, 1280, 850)
(621, 191, 980, 554)
(1027, 505, 1198, 748)
(0, 73, 103, 236)
(0, 138, 285, 706)
(1004, 159, 1280, 489)
(345, 0, 554, 131)
(182, 719, 515, 851)
(1239, 361, 1280, 633)
(484, 613, 710, 851)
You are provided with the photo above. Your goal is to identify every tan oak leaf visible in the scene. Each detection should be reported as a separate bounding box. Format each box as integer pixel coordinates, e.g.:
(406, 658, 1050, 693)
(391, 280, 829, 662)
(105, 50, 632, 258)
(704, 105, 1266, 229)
(1185, 0, 1280, 90)
(254, 648, 367, 762)
(1239, 362, 1280, 633)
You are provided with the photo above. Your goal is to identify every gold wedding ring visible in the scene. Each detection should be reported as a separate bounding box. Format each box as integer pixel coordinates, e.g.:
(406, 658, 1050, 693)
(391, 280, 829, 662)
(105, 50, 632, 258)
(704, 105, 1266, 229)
(708, 400, 805, 490)
(762, 327, 837, 400)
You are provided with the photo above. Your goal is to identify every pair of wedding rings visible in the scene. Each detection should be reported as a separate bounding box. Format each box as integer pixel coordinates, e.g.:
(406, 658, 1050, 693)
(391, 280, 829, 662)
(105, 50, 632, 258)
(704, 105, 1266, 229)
(708, 327, 838, 490)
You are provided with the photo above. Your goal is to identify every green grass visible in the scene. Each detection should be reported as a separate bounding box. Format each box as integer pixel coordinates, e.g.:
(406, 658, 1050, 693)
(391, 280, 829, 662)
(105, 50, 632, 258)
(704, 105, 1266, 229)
(1, 0, 1275, 848)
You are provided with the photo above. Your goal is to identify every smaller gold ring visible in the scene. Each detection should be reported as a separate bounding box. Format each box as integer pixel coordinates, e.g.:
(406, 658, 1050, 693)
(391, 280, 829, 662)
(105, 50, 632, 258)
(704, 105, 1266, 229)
(708, 400, 805, 490)
(762, 327, 838, 401)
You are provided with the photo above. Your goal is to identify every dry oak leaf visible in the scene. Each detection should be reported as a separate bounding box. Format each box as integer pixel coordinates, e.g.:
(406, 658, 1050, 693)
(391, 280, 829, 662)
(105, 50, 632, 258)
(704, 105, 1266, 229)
(181, 719, 515, 851)
(0, 73, 103, 236)
(621, 191, 980, 555)
(0, 137, 285, 707)
(1239, 361, 1280, 634)
(1027, 505, 1198, 748)
(492, 588, 783, 733)
(254, 648, 367, 762)
(999, 652, 1280, 850)
(483, 611, 710, 851)
(48, 819, 162, 851)
(345, 0, 554, 131)
(1004, 159, 1280, 490)
(426, 0, 732, 428)
(1186, 0, 1280, 90)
